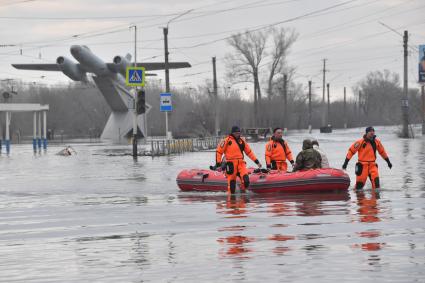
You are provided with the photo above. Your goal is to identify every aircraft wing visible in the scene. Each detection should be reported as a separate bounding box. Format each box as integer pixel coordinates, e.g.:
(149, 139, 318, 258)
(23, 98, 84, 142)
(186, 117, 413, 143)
(138, 62, 191, 71)
(11, 64, 62, 71)
(105, 62, 191, 71)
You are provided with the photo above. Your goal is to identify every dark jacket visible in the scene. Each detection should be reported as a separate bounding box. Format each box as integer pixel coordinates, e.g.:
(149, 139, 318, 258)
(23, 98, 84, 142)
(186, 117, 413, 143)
(293, 139, 322, 171)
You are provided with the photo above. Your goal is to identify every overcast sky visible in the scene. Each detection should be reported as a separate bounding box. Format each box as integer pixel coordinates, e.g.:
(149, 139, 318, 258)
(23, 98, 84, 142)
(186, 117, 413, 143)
(0, 0, 423, 101)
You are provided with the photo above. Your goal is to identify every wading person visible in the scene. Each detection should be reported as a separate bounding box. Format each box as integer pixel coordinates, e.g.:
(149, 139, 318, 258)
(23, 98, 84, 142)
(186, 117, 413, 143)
(293, 139, 322, 172)
(265, 127, 294, 171)
(216, 126, 262, 194)
(342, 126, 392, 190)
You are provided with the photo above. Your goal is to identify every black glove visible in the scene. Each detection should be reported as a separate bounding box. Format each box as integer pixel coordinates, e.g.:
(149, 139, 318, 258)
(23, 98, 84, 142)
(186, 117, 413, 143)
(342, 158, 349, 170)
(266, 164, 271, 169)
(254, 159, 262, 168)
(290, 160, 294, 165)
(385, 158, 392, 169)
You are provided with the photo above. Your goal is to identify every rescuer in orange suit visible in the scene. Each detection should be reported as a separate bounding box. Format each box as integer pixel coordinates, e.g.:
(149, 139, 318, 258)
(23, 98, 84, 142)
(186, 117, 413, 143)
(342, 127, 392, 190)
(216, 126, 262, 194)
(265, 127, 294, 172)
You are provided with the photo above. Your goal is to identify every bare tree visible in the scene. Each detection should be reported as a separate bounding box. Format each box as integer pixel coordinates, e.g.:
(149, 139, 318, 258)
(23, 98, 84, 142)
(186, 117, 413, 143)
(226, 30, 268, 125)
(355, 70, 401, 125)
(266, 27, 298, 99)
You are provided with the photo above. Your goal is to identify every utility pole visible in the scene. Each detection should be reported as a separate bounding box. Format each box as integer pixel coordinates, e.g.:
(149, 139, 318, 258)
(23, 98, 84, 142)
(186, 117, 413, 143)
(343, 86, 347, 129)
(322, 59, 327, 126)
(401, 30, 410, 138)
(308, 80, 312, 133)
(162, 10, 193, 139)
(421, 85, 425, 135)
(212, 57, 219, 136)
(163, 27, 170, 139)
(358, 90, 362, 126)
(378, 24, 411, 137)
(326, 83, 330, 126)
(131, 25, 138, 159)
(283, 74, 288, 130)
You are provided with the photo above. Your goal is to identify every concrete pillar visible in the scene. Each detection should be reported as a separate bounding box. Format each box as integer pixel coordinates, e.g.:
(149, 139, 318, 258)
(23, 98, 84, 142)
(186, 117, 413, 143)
(5, 112, 10, 154)
(37, 111, 41, 150)
(43, 111, 47, 150)
(33, 112, 37, 152)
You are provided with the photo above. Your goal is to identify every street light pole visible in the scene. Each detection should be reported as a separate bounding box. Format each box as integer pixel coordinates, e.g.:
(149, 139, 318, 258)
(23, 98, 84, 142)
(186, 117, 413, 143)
(379, 22, 410, 138)
(163, 27, 169, 139)
(321, 59, 327, 127)
(308, 80, 312, 133)
(401, 30, 409, 138)
(212, 56, 219, 136)
(163, 9, 193, 140)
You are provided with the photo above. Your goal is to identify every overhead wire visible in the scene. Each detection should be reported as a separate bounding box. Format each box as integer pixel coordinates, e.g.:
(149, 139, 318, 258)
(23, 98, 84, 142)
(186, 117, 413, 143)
(1, 0, 420, 91)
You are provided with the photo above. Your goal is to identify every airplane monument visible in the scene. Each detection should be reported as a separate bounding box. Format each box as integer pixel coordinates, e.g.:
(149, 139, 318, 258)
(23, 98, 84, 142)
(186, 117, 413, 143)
(12, 45, 191, 141)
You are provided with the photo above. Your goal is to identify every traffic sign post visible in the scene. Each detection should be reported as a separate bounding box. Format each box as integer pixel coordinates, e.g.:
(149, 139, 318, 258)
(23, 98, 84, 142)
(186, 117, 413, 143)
(126, 54, 145, 159)
(126, 67, 145, 87)
(160, 93, 172, 139)
(160, 93, 172, 112)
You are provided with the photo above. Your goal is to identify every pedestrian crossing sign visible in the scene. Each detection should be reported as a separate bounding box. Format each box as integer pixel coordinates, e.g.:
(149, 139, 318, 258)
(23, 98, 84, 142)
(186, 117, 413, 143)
(126, 67, 145, 87)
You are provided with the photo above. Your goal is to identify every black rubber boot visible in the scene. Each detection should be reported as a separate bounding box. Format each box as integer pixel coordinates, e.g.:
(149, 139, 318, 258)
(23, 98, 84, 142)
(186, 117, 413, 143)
(243, 175, 250, 189)
(374, 177, 380, 189)
(355, 182, 364, 191)
(229, 180, 237, 194)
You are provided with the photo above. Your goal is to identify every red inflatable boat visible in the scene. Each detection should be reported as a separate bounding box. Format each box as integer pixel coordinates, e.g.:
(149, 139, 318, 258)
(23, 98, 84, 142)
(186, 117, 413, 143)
(176, 168, 350, 193)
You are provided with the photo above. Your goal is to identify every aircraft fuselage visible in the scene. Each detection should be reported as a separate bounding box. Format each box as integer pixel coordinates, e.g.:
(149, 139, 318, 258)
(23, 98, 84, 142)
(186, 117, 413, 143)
(70, 45, 111, 77)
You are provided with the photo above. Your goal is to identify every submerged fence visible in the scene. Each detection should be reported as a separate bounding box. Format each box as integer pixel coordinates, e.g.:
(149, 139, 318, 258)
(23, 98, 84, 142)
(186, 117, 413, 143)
(147, 136, 222, 156)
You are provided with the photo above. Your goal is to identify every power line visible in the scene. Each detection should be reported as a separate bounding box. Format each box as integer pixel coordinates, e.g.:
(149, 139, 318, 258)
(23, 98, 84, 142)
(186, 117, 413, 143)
(0, 0, 37, 7)
(301, 0, 417, 39)
(168, 0, 359, 50)
(149, 0, 302, 27)
(0, 0, 244, 20)
(0, 0, 276, 55)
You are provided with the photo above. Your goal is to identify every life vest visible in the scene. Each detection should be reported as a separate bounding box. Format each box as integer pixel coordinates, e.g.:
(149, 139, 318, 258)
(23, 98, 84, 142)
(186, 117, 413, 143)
(346, 136, 388, 162)
(265, 137, 293, 165)
(216, 135, 257, 163)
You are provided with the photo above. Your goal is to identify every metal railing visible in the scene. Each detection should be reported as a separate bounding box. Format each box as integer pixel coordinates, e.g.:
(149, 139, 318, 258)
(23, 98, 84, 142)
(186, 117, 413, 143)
(147, 136, 222, 156)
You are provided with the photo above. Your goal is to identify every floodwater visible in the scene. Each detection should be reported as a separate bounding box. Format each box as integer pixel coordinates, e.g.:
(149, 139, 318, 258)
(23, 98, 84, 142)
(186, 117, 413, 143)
(0, 126, 424, 282)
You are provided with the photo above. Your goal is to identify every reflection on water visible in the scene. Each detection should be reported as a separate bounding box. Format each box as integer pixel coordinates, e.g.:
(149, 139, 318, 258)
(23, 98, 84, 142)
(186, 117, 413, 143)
(216, 195, 249, 219)
(217, 234, 255, 259)
(1, 128, 425, 282)
(353, 190, 385, 255)
(182, 191, 351, 261)
(216, 196, 253, 259)
(356, 189, 381, 224)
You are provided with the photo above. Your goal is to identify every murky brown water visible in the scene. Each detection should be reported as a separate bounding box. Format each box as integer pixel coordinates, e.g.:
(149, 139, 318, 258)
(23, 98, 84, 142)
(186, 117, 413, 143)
(1, 126, 424, 282)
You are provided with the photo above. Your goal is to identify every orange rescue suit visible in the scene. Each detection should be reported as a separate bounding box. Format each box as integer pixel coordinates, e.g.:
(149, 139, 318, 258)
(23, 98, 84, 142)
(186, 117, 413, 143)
(216, 135, 259, 193)
(345, 136, 388, 189)
(265, 138, 294, 172)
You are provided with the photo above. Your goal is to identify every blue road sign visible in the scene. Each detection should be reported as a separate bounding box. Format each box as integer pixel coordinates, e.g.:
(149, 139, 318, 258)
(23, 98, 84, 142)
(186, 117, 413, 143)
(160, 93, 172, 112)
(126, 67, 145, 86)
